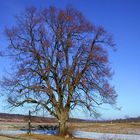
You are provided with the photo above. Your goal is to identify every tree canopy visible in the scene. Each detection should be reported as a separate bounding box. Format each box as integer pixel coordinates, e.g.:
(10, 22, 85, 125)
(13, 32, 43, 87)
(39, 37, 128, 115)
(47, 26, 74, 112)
(1, 6, 117, 136)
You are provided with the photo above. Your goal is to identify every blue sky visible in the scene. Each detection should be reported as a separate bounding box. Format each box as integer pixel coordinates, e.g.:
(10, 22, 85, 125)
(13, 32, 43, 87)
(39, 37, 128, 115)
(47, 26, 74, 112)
(0, 0, 140, 119)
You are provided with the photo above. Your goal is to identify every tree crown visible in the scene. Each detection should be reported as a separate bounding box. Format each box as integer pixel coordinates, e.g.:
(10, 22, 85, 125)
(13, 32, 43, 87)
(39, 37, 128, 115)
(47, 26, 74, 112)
(2, 6, 117, 118)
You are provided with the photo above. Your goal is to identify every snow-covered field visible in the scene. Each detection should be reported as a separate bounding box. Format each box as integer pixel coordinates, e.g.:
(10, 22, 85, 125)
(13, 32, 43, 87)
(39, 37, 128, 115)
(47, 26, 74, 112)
(0, 130, 140, 140)
(0, 129, 57, 135)
(73, 131, 140, 140)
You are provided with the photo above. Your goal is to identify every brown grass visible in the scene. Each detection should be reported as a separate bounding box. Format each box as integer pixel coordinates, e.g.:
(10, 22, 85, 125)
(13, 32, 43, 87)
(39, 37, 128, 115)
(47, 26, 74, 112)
(18, 134, 94, 140)
(69, 122, 140, 135)
(0, 121, 140, 140)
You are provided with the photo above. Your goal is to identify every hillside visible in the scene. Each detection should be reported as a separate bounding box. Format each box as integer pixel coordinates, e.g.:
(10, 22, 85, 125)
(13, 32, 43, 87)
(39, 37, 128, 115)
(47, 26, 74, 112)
(0, 113, 85, 123)
(0, 113, 56, 123)
(0, 113, 139, 123)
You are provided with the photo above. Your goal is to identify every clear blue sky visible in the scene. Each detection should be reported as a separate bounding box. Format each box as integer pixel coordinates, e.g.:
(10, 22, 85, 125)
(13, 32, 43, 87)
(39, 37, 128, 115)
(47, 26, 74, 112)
(0, 0, 140, 119)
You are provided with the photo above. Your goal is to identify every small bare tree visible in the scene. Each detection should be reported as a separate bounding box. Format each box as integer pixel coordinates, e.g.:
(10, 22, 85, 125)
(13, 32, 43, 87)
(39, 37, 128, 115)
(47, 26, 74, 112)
(1, 6, 117, 136)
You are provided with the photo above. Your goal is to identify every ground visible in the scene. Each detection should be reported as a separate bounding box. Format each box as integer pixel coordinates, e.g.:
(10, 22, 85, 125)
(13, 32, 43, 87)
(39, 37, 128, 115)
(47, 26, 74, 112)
(69, 122, 140, 135)
(19, 134, 92, 140)
(0, 121, 140, 140)
(0, 121, 140, 135)
(0, 134, 92, 140)
(0, 136, 16, 140)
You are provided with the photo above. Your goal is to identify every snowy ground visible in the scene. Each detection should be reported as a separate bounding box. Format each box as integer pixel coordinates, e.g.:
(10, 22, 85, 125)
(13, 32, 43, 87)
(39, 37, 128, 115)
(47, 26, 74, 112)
(0, 130, 140, 140)
(73, 131, 140, 140)
(0, 129, 57, 135)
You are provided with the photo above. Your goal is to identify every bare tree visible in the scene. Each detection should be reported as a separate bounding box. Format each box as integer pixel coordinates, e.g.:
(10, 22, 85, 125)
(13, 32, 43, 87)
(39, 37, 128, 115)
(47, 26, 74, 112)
(1, 6, 117, 136)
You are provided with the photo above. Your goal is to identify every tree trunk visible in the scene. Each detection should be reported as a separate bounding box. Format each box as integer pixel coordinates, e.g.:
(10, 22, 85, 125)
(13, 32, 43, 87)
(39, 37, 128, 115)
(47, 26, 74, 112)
(58, 111, 69, 136)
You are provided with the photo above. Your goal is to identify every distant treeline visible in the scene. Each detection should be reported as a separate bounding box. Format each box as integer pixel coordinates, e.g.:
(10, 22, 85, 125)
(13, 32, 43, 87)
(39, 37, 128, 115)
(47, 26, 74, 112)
(94, 116, 140, 123)
(110, 116, 140, 123)
(0, 113, 85, 123)
(0, 113, 56, 123)
(0, 113, 139, 123)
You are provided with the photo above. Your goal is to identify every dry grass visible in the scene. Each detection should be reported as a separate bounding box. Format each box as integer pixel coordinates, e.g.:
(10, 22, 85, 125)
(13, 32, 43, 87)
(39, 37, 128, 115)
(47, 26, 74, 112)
(0, 121, 140, 140)
(0, 122, 58, 130)
(18, 134, 93, 140)
(0, 136, 16, 140)
(0, 121, 140, 135)
(69, 122, 140, 135)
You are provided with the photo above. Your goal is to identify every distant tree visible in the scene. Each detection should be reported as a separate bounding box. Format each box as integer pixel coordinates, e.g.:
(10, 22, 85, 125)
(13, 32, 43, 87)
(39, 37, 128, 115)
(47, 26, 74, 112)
(1, 6, 117, 136)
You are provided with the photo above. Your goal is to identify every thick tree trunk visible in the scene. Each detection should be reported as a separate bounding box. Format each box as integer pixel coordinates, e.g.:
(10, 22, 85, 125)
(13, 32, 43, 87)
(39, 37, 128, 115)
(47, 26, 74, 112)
(58, 111, 69, 136)
(59, 119, 68, 136)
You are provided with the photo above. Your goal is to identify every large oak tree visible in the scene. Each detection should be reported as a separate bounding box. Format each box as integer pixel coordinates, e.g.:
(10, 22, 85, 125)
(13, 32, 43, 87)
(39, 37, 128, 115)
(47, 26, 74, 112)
(2, 6, 117, 136)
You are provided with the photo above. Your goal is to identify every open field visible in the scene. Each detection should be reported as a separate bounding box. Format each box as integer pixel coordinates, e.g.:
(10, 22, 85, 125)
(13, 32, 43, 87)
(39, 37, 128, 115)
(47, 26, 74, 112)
(69, 122, 140, 135)
(0, 121, 140, 135)
(0, 113, 139, 135)
(0, 114, 140, 140)
(19, 134, 92, 140)
(0, 136, 17, 140)
(0, 134, 92, 140)
(0, 122, 140, 140)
